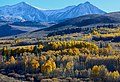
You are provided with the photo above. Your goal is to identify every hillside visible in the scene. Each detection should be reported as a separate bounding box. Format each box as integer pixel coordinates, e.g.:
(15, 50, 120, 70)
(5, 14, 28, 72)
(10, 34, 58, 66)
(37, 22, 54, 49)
(43, 12, 120, 31)
(0, 21, 57, 37)
(29, 12, 120, 37)
(0, 25, 26, 37)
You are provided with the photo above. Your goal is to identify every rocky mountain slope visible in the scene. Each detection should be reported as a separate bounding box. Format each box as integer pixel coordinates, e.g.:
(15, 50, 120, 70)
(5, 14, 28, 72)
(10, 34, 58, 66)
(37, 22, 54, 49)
(0, 2, 106, 22)
(44, 2, 106, 21)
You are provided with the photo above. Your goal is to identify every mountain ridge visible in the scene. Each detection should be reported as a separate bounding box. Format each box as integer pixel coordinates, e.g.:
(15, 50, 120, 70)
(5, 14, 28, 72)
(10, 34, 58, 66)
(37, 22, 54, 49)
(0, 1, 106, 22)
(31, 12, 120, 34)
(0, 2, 47, 22)
(43, 1, 106, 21)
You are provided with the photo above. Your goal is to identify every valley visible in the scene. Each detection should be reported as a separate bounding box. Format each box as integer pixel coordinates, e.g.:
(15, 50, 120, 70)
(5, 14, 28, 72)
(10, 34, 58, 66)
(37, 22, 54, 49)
(0, 1, 120, 82)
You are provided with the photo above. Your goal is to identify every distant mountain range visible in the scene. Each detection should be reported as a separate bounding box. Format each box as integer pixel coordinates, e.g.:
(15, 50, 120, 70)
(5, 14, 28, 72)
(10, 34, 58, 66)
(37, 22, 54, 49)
(0, 1, 106, 22)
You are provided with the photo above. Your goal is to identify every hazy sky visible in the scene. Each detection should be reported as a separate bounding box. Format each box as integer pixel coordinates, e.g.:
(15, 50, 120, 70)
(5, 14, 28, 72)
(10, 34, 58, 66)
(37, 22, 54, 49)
(0, 0, 120, 12)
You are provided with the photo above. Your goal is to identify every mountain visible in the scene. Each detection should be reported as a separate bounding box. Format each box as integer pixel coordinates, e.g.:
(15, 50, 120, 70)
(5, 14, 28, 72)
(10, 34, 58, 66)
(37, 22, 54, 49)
(2, 11, 120, 38)
(0, 2, 47, 22)
(43, 1, 106, 21)
(43, 5, 76, 16)
(43, 5, 76, 21)
(0, 1, 106, 22)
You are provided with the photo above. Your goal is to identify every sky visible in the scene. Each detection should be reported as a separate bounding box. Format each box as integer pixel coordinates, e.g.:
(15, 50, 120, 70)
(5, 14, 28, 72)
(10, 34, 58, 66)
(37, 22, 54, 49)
(0, 0, 120, 12)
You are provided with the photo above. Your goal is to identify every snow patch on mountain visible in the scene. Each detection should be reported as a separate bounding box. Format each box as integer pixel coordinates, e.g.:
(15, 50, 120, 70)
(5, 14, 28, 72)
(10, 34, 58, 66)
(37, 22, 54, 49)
(0, 1, 106, 22)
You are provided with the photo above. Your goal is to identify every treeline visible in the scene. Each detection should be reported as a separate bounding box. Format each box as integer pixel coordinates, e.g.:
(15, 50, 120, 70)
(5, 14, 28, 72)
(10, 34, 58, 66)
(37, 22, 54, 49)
(93, 36, 120, 42)
(46, 41, 98, 51)
(1, 45, 43, 61)
(47, 28, 90, 36)
(47, 24, 118, 37)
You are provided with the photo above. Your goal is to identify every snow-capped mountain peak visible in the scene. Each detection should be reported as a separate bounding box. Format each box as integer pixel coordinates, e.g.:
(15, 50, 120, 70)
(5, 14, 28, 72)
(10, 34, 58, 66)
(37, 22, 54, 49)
(84, 1, 90, 4)
(43, 1, 106, 21)
(0, 2, 47, 22)
(16, 2, 28, 5)
(0, 1, 106, 22)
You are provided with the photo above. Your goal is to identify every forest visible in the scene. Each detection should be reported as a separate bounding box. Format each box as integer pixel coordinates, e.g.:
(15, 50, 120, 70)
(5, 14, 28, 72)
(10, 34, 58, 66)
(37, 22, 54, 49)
(0, 26, 120, 82)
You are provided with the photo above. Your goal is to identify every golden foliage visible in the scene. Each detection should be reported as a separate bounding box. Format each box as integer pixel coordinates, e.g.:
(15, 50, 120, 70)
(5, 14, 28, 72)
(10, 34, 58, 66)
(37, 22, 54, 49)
(112, 71, 120, 79)
(9, 56, 16, 64)
(48, 41, 98, 51)
(66, 61, 74, 70)
(30, 59, 40, 69)
(91, 65, 100, 77)
(42, 60, 56, 73)
(38, 45, 44, 50)
(106, 44, 112, 49)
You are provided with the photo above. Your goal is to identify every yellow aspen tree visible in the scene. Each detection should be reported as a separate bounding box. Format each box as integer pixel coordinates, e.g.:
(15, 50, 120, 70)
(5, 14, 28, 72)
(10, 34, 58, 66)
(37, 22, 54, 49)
(30, 59, 40, 69)
(91, 65, 100, 77)
(51, 62, 56, 70)
(10, 56, 16, 64)
(112, 71, 120, 80)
